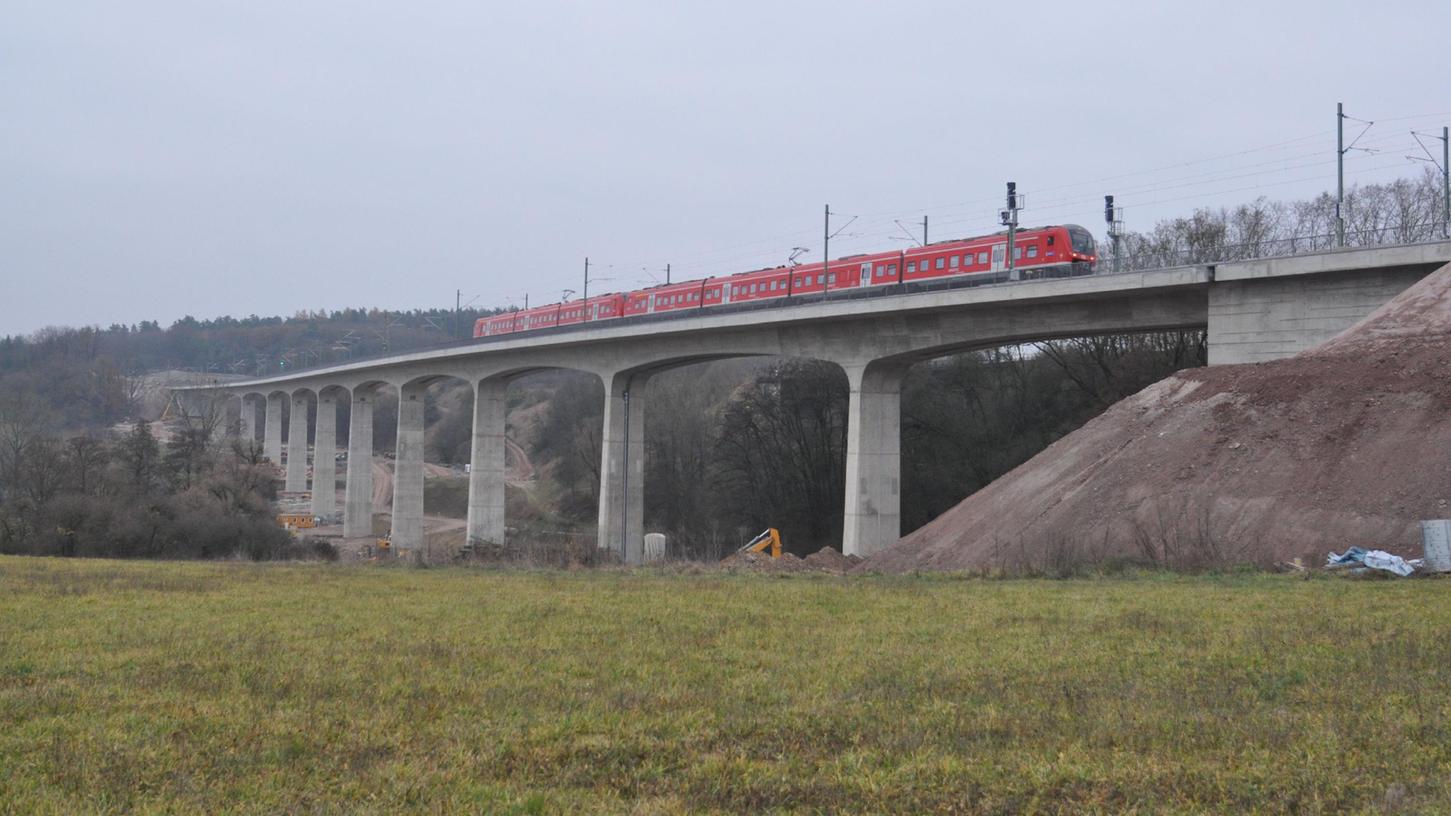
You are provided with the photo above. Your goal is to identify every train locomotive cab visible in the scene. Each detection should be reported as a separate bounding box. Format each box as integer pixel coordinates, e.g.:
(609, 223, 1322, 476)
(1066, 224, 1097, 275)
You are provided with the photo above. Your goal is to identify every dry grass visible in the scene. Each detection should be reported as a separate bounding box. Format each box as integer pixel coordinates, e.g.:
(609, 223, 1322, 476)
(1, 556, 1449, 813)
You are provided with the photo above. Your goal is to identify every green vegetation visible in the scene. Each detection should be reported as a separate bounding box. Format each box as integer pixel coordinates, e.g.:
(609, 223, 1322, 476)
(422, 475, 470, 519)
(2, 557, 1448, 813)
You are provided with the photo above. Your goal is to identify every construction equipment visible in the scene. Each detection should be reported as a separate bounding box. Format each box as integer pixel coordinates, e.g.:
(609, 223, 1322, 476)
(737, 528, 782, 558)
(278, 513, 317, 531)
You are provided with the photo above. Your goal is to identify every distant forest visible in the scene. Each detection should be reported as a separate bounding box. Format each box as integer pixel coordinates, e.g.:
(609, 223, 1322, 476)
(0, 307, 497, 429)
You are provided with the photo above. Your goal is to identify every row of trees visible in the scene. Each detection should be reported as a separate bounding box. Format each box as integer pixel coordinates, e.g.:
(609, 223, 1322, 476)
(0, 393, 295, 559)
(1113, 169, 1448, 269)
(0, 308, 498, 431)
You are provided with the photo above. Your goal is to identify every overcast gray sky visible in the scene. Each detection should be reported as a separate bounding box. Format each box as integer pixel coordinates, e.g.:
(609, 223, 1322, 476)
(3, 0, 1447, 335)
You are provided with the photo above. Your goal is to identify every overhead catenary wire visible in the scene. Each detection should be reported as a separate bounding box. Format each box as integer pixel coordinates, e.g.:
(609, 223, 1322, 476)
(542, 112, 1448, 295)
(630, 130, 1418, 273)
(662, 156, 1429, 281)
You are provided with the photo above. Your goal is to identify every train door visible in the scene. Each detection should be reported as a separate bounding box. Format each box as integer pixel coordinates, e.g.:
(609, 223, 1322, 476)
(647, 293, 656, 313)
(991, 244, 1006, 273)
(721, 284, 732, 305)
(860, 263, 872, 288)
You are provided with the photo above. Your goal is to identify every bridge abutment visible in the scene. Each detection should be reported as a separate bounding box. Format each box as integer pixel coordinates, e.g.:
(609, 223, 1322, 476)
(841, 360, 907, 559)
(1207, 266, 1430, 364)
(343, 389, 375, 539)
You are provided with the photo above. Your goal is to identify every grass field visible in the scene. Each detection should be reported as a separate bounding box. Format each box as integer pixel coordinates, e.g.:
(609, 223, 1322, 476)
(1, 556, 1449, 814)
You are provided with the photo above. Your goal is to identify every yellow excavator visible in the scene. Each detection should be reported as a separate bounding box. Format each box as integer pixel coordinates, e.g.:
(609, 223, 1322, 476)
(737, 528, 782, 558)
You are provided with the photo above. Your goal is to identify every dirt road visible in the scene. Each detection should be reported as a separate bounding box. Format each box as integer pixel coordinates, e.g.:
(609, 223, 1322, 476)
(372, 460, 392, 510)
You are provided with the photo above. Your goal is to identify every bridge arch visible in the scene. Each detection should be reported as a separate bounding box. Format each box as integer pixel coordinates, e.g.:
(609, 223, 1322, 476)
(309, 385, 349, 521)
(592, 351, 847, 562)
(262, 389, 292, 463)
(238, 392, 266, 446)
(463, 364, 606, 556)
(340, 379, 395, 539)
(386, 373, 478, 558)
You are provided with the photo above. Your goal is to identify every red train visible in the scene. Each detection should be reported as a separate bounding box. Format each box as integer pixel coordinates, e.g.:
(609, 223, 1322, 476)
(475, 224, 1096, 338)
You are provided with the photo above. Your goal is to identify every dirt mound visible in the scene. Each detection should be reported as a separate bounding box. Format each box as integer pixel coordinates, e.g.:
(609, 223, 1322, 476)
(719, 546, 863, 574)
(802, 547, 862, 573)
(719, 551, 810, 573)
(860, 262, 1451, 574)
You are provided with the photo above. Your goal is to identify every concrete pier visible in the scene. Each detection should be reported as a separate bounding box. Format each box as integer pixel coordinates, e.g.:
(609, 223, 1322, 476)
(285, 392, 310, 493)
(313, 391, 337, 519)
(841, 361, 907, 558)
(466, 378, 508, 548)
(343, 389, 374, 539)
(390, 382, 426, 553)
(264, 393, 284, 463)
(239, 395, 257, 444)
(597, 370, 647, 563)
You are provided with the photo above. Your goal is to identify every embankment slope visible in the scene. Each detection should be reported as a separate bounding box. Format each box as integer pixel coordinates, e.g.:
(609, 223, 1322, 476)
(862, 261, 1451, 572)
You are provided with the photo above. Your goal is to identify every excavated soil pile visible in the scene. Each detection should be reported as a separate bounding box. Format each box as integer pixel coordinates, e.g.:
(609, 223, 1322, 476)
(860, 262, 1451, 574)
(802, 547, 863, 572)
(720, 546, 863, 574)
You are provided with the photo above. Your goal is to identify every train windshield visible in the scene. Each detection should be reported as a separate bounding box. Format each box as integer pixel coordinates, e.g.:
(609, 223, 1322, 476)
(1069, 226, 1096, 255)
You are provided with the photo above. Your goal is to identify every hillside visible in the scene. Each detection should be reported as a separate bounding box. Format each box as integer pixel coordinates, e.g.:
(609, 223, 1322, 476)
(862, 262, 1451, 573)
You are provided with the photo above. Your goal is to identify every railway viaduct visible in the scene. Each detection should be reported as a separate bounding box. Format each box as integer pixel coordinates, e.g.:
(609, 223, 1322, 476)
(174, 240, 1451, 561)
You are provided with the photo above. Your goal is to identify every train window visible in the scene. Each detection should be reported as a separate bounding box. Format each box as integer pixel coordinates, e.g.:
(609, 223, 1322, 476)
(906, 262, 916, 273)
(949, 255, 959, 268)
(1027, 245, 1039, 258)
(827, 273, 836, 284)
(1047, 235, 1056, 246)
(1014, 247, 1022, 260)
(889, 264, 897, 273)
(935, 258, 946, 269)
(978, 252, 988, 264)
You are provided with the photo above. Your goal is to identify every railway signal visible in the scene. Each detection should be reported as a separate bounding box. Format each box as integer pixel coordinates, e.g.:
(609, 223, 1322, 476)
(1105, 195, 1125, 273)
(1001, 182, 1023, 279)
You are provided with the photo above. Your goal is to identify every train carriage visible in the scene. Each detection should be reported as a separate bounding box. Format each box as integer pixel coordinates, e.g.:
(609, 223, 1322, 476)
(474, 224, 1096, 338)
